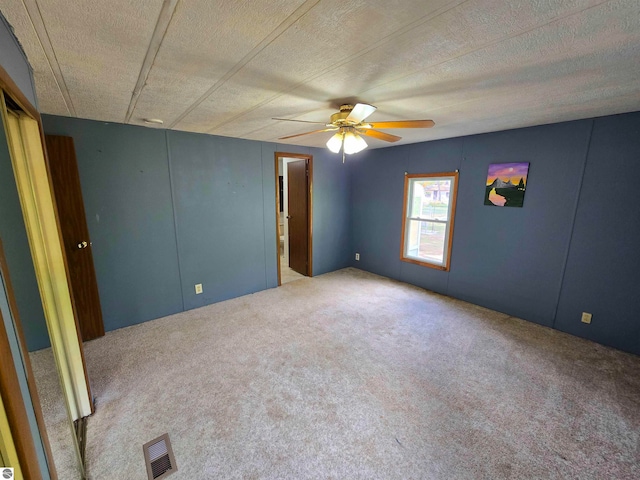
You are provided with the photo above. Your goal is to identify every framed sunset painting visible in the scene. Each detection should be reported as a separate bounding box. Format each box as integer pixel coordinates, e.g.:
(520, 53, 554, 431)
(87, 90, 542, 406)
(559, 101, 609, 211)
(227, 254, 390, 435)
(484, 162, 529, 207)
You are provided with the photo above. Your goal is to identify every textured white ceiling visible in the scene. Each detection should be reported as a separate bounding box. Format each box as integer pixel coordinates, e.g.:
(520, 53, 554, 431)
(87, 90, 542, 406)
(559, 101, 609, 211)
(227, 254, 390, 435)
(1, 0, 639, 148)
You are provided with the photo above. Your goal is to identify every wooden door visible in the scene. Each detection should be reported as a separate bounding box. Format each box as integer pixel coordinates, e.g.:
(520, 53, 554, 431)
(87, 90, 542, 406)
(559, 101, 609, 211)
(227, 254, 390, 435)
(45, 135, 104, 341)
(287, 160, 309, 275)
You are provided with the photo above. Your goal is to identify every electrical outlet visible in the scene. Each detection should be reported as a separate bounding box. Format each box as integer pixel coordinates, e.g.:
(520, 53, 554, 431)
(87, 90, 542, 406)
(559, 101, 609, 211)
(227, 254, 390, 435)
(581, 312, 592, 324)
(355, 253, 360, 261)
(195, 283, 203, 294)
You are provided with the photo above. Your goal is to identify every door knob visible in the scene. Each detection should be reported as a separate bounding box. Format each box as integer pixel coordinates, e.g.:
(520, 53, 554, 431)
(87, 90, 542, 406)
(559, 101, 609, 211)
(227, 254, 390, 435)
(77, 241, 88, 249)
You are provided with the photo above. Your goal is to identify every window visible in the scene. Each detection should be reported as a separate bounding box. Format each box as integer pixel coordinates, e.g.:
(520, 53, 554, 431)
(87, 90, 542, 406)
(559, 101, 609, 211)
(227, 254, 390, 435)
(400, 172, 459, 271)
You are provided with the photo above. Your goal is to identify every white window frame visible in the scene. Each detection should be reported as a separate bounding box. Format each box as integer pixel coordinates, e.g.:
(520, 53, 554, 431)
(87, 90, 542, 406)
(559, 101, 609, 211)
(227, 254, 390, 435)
(400, 172, 459, 271)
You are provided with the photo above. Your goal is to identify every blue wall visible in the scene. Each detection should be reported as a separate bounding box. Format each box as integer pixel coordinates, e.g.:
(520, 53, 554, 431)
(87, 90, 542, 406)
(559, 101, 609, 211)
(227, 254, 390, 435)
(555, 114, 640, 354)
(41, 116, 352, 336)
(448, 122, 591, 327)
(43, 121, 184, 331)
(309, 148, 352, 275)
(167, 131, 270, 310)
(350, 112, 640, 356)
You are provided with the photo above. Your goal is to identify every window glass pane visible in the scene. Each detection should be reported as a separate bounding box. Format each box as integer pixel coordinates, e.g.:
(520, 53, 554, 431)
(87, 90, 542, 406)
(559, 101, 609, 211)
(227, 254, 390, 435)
(405, 220, 446, 264)
(408, 179, 451, 220)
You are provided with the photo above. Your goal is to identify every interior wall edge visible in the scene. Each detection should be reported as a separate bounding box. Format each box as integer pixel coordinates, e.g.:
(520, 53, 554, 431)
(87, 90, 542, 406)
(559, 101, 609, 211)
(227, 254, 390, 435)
(261, 142, 278, 290)
(164, 130, 186, 312)
(550, 119, 595, 330)
(551, 111, 640, 355)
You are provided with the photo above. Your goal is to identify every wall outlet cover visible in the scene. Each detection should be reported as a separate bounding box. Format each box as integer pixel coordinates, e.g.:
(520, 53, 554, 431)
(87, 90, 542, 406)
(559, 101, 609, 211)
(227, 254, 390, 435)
(355, 253, 360, 261)
(581, 312, 592, 324)
(195, 284, 203, 294)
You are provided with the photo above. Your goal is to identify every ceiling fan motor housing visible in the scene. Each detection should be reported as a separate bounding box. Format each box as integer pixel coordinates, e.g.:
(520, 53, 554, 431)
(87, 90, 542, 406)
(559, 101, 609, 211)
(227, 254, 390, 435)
(276, 102, 432, 146)
(330, 105, 356, 126)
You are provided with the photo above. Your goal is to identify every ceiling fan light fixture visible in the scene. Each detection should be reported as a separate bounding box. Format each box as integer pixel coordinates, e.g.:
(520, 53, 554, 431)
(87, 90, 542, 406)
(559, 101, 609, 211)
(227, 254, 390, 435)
(343, 130, 368, 154)
(277, 103, 433, 156)
(326, 131, 344, 153)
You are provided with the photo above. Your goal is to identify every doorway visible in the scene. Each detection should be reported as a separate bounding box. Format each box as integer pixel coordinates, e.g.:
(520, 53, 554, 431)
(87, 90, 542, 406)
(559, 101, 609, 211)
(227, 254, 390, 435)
(275, 153, 313, 285)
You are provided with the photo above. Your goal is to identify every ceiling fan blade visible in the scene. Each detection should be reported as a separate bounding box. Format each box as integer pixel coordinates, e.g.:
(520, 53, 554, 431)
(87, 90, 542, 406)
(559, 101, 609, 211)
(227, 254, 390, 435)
(362, 129, 402, 142)
(272, 117, 326, 124)
(368, 120, 435, 129)
(278, 128, 337, 140)
(346, 103, 377, 123)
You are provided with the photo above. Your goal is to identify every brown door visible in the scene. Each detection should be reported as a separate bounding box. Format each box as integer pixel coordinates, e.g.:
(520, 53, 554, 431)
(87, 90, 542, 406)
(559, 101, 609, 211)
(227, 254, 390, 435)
(287, 159, 309, 275)
(45, 135, 105, 341)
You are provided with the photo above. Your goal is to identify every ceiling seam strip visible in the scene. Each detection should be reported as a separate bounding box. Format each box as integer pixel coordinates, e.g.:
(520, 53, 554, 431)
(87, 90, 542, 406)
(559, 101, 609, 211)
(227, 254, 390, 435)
(213, 0, 473, 136)
(241, 0, 611, 139)
(354, 0, 614, 100)
(401, 82, 640, 144)
(166, 0, 322, 129)
(440, 79, 640, 124)
(20, 0, 76, 116)
(124, 0, 181, 124)
(344, 78, 640, 144)
(419, 72, 631, 117)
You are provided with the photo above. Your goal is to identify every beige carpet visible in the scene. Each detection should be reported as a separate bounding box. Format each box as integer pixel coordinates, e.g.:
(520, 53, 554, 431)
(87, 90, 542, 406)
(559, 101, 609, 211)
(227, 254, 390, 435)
(35, 268, 640, 479)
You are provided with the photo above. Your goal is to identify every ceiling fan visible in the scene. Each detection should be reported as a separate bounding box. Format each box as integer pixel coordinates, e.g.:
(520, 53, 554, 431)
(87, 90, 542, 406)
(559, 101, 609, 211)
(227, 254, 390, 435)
(273, 103, 434, 162)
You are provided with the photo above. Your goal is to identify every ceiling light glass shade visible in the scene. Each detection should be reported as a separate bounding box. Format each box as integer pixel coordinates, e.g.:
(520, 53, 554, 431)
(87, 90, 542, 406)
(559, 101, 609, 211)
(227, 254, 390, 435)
(326, 132, 344, 153)
(343, 131, 368, 154)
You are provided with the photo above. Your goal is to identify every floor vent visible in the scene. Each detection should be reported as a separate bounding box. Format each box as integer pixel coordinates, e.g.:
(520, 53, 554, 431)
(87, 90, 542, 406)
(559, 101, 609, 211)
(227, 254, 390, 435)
(143, 433, 177, 479)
